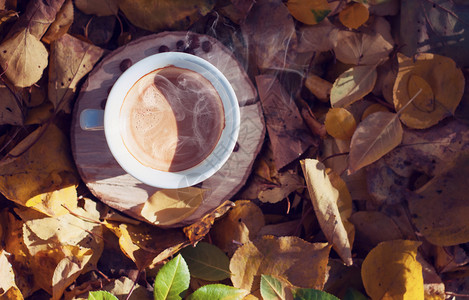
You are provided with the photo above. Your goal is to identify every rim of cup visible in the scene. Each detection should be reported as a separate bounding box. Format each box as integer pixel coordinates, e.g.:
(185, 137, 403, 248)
(104, 52, 240, 189)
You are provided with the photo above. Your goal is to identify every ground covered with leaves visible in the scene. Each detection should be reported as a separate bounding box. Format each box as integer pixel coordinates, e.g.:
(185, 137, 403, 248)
(1, 0, 469, 299)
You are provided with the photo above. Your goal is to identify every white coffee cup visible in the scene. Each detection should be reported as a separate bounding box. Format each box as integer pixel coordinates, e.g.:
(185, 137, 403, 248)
(80, 52, 240, 189)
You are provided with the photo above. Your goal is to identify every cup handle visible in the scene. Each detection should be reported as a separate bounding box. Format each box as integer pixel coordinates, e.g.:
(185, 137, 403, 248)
(80, 109, 104, 130)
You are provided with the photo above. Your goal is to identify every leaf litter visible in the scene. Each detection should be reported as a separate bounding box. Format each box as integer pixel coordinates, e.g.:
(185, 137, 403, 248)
(1, 0, 469, 299)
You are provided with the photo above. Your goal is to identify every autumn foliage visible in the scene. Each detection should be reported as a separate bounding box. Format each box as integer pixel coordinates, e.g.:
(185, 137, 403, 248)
(1, 0, 469, 299)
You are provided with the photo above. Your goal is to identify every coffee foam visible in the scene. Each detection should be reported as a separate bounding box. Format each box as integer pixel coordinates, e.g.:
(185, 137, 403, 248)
(120, 66, 225, 172)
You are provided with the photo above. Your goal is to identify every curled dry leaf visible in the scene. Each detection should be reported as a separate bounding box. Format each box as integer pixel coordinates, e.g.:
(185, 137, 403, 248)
(0, 0, 65, 87)
(304, 73, 332, 102)
(393, 53, 464, 129)
(339, 2, 369, 30)
(361, 240, 424, 300)
(230, 235, 331, 293)
(300, 159, 353, 266)
(286, 0, 331, 25)
(325, 108, 357, 140)
(333, 30, 393, 66)
(49, 34, 104, 113)
(74, 0, 118, 16)
(140, 187, 205, 226)
(211, 200, 265, 256)
(408, 151, 469, 246)
(42, 0, 74, 44)
(348, 111, 403, 174)
(330, 65, 377, 108)
(0, 124, 79, 216)
(119, 0, 215, 32)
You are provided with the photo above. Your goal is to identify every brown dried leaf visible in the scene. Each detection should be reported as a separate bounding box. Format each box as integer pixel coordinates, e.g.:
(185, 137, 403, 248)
(256, 75, 317, 170)
(348, 111, 403, 174)
(0, 82, 23, 125)
(300, 159, 353, 266)
(297, 19, 338, 53)
(230, 236, 331, 293)
(42, 0, 74, 44)
(74, 0, 118, 16)
(48, 34, 104, 113)
(258, 172, 304, 203)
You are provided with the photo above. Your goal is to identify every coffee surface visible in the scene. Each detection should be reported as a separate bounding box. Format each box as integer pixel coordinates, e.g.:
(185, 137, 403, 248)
(120, 66, 225, 172)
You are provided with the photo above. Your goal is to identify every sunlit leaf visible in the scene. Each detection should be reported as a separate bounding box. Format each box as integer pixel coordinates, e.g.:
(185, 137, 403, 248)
(154, 254, 190, 300)
(325, 108, 357, 140)
(180, 242, 230, 281)
(286, 0, 331, 25)
(230, 236, 331, 293)
(408, 151, 469, 246)
(348, 111, 403, 174)
(88, 291, 118, 300)
(260, 274, 292, 300)
(362, 240, 424, 300)
(141, 187, 205, 226)
(211, 200, 264, 256)
(300, 159, 353, 266)
(339, 2, 369, 29)
(333, 30, 393, 65)
(187, 284, 249, 300)
(393, 53, 464, 129)
(330, 65, 377, 107)
(0, 250, 21, 298)
(42, 0, 74, 44)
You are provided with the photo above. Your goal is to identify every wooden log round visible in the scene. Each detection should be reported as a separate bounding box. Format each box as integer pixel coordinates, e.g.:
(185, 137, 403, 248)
(71, 31, 265, 227)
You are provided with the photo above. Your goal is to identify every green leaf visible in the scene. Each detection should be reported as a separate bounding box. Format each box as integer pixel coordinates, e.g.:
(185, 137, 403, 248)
(292, 288, 340, 300)
(180, 242, 230, 281)
(154, 254, 190, 300)
(260, 274, 291, 300)
(343, 288, 368, 300)
(88, 291, 118, 300)
(187, 284, 249, 300)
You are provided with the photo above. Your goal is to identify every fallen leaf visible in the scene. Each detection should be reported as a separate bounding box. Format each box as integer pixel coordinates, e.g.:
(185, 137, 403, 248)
(0, 82, 23, 125)
(74, 0, 118, 16)
(0, 0, 65, 87)
(104, 221, 187, 270)
(360, 103, 389, 120)
(408, 151, 469, 246)
(301, 159, 353, 266)
(119, 0, 215, 32)
(325, 108, 357, 140)
(333, 30, 393, 65)
(154, 254, 190, 300)
(324, 259, 363, 299)
(292, 288, 339, 300)
(42, 0, 73, 44)
(330, 65, 377, 107)
(348, 111, 403, 174)
(230, 236, 331, 293)
(297, 19, 338, 53)
(339, 2, 369, 29)
(256, 75, 317, 170)
(258, 172, 304, 203)
(48, 34, 105, 113)
(393, 53, 464, 129)
(211, 200, 265, 256)
(88, 291, 118, 300)
(242, 0, 297, 70)
(0, 250, 21, 299)
(361, 240, 424, 300)
(180, 242, 230, 281)
(140, 187, 205, 227)
(102, 277, 151, 300)
(286, 0, 331, 25)
(400, 0, 469, 67)
(260, 274, 292, 300)
(0, 124, 79, 216)
(417, 254, 445, 300)
(368, 0, 399, 16)
(187, 284, 249, 300)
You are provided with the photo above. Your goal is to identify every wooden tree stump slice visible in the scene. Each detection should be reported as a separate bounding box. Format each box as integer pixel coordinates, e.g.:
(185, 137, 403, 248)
(71, 31, 265, 227)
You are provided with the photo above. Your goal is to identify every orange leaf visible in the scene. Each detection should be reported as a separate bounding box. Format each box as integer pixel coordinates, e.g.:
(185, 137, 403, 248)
(325, 108, 357, 140)
(286, 0, 331, 25)
(339, 3, 369, 29)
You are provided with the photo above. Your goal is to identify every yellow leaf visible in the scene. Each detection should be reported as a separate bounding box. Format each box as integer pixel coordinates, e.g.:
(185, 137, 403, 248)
(301, 159, 353, 266)
(348, 111, 403, 173)
(140, 187, 205, 226)
(211, 200, 265, 256)
(74, 0, 118, 16)
(393, 53, 464, 129)
(362, 240, 424, 300)
(48, 34, 104, 113)
(361, 103, 389, 120)
(119, 0, 214, 32)
(286, 0, 331, 25)
(325, 108, 357, 140)
(339, 3, 369, 29)
(333, 30, 393, 65)
(42, 0, 74, 44)
(330, 65, 377, 107)
(408, 151, 469, 246)
(230, 236, 331, 293)
(0, 124, 79, 216)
